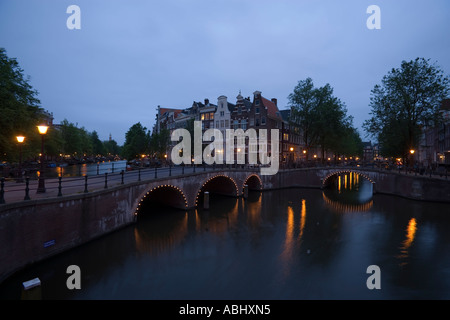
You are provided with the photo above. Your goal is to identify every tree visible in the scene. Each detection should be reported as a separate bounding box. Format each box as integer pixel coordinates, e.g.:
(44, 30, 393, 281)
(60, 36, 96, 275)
(0, 48, 45, 162)
(150, 128, 170, 160)
(122, 123, 150, 160)
(288, 78, 320, 159)
(90, 131, 105, 156)
(59, 119, 82, 155)
(288, 78, 358, 161)
(103, 139, 121, 156)
(334, 125, 363, 160)
(363, 58, 449, 161)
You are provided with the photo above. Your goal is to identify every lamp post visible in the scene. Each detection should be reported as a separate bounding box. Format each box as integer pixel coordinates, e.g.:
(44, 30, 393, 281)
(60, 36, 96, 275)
(289, 147, 294, 168)
(37, 125, 48, 193)
(410, 149, 415, 172)
(16, 136, 25, 182)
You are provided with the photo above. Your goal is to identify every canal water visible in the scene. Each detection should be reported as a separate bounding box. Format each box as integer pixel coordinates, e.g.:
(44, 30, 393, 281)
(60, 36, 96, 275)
(1, 173, 450, 299)
(44, 160, 127, 178)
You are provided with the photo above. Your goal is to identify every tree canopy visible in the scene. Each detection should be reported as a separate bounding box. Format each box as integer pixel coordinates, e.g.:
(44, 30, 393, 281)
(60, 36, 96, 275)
(363, 58, 449, 160)
(0, 48, 45, 161)
(288, 77, 362, 160)
(121, 122, 150, 160)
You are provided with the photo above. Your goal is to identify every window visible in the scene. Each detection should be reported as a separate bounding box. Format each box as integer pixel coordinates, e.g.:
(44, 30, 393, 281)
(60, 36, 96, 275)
(255, 107, 260, 114)
(210, 112, 214, 120)
(241, 119, 247, 130)
(205, 113, 210, 120)
(225, 120, 229, 127)
(201, 114, 205, 120)
(216, 121, 219, 128)
(255, 100, 260, 106)
(234, 120, 239, 129)
(249, 140, 258, 154)
(261, 117, 266, 125)
(249, 118, 254, 126)
(220, 111, 224, 117)
(255, 118, 260, 126)
(221, 120, 224, 128)
(238, 107, 242, 115)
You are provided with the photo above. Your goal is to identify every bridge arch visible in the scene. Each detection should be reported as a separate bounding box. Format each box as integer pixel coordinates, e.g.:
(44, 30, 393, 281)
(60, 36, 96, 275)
(134, 184, 189, 217)
(243, 174, 263, 192)
(195, 174, 239, 207)
(322, 170, 375, 188)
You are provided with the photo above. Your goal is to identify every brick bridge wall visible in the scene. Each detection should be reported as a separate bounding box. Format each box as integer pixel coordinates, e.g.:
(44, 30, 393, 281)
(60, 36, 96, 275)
(1, 167, 449, 283)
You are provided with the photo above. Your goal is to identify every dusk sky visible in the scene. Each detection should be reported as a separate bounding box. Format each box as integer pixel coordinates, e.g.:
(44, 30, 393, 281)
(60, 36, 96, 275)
(1, 0, 449, 145)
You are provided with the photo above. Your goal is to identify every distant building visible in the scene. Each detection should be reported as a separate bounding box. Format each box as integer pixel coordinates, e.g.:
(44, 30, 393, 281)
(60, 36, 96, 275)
(229, 90, 284, 163)
(418, 99, 450, 167)
(214, 95, 235, 156)
(438, 99, 450, 166)
(154, 106, 183, 135)
(362, 141, 373, 163)
(279, 109, 302, 164)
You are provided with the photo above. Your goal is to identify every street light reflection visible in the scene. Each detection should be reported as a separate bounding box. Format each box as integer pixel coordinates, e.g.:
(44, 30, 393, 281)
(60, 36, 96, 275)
(397, 218, 417, 266)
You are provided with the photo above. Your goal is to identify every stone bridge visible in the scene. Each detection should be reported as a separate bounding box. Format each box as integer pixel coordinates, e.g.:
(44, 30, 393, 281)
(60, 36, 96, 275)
(1, 166, 449, 283)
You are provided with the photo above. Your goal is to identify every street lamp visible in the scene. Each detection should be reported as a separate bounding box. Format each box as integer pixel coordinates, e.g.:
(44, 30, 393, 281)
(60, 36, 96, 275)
(16, 136, 25, 182)
(410, 149, 415, 170)
(37, 125, 49, 193)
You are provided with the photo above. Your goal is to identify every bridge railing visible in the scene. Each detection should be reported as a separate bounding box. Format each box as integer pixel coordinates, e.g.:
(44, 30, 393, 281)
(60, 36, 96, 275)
(0, 163, 261, 205)
(0, 163, 448, 206)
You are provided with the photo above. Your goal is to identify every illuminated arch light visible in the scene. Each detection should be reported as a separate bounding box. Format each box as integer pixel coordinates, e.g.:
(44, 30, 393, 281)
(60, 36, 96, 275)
(134, 184, 188, 216)
(322, 192, 373, 213)
(243, 174, 263, 191)
(195, 174, 239, 207)
(323, 170, 375, 186)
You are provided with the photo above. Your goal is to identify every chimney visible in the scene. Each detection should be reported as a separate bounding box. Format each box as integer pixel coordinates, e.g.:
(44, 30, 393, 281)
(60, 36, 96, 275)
(271, 98, 277, 106)
(204, 98, 209, 106)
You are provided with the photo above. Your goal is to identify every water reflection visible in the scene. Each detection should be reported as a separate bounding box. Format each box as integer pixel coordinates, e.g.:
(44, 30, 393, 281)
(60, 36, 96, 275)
(323, 173, 373, 213)
(134, 210, 189, 256)
(45, 160, 127, 178)
(280, 199, 307, 278)
(397, 218, 418, 266)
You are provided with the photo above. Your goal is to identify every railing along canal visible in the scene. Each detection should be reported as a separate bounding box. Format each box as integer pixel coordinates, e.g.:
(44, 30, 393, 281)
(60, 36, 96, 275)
(0, 163, 448, 205)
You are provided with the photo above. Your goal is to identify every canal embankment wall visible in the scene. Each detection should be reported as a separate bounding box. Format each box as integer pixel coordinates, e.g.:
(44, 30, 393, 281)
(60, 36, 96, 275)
(0, 183, 146, 284)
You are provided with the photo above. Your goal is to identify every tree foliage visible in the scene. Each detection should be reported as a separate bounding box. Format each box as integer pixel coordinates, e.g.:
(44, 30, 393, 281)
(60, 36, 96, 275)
(0, 48, 45, 161)
(288, 78, 361, 160)
(150, 128, 170, 159)
(363, 58, 449, 159)
(122, 122, 150, 160)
